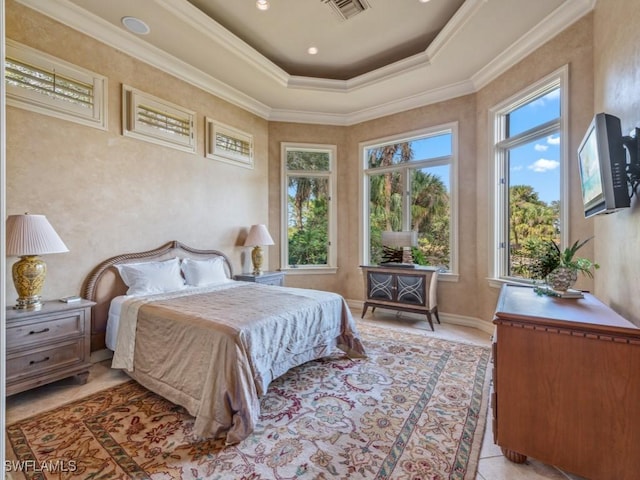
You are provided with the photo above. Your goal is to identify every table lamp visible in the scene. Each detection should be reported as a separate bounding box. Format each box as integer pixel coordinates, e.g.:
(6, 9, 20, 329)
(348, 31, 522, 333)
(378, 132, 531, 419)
(244, 224, 274, 275)
(381, 230, 418, 264)
(6, 213, 69, 310)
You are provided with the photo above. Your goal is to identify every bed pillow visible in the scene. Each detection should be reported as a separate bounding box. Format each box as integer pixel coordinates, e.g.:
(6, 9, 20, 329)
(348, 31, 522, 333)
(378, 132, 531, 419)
(181, 257, 230, 287)
(115, 257, 185, 296)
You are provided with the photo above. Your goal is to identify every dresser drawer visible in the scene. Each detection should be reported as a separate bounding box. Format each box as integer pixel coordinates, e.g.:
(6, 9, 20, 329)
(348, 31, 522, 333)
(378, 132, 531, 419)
(6, 338, 85, 382)
(6, 310, 85, 350)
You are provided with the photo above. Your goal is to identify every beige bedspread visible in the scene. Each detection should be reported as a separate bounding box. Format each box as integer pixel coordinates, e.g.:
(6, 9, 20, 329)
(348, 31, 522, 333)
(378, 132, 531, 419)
(111, 282, 365, 444)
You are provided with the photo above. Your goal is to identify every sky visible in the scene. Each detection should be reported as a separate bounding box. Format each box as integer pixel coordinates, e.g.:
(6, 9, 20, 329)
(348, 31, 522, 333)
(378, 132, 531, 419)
(375, 87, 562, 204)
(507, 88, 561, 204)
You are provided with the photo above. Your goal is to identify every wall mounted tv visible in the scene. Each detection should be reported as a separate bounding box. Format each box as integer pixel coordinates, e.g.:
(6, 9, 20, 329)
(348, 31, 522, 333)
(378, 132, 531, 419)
(577, 113, 631, 218)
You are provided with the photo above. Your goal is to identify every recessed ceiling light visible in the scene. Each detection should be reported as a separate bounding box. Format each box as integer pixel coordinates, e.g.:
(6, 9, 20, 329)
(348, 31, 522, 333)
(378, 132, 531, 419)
(419, 0, 431, 3)
(256, 0, 270, 10)
(307, 46, 318, 55)
(121, 16, 150, 35)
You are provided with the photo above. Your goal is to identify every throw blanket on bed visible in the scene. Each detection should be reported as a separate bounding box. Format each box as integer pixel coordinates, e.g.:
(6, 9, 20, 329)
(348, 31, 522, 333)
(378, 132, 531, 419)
(111, 282, 366, 444)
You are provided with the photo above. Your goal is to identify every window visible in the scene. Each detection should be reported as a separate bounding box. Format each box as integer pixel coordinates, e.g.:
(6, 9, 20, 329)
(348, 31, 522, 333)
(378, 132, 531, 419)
(206, 119, 253, 168)
(122, 85, 196, 153)
(281, 143, 337, 272)
(362, 125, 457, 275)
(5, 40, 107, 130)
(491, 67, 568, 281)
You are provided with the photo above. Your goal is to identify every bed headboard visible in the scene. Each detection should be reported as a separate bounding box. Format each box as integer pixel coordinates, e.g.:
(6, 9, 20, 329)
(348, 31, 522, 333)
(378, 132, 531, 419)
(82, 240, 233, 353)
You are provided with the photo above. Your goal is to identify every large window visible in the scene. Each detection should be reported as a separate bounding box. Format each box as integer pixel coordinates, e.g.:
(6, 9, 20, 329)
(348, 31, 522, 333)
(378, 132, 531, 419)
(491, 67, 568, 281)
(362, 125, 457, 274)
(281, 143, 337, 272)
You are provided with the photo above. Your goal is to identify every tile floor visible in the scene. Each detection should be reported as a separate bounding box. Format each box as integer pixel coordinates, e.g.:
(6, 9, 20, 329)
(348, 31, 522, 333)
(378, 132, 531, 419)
(5, 310, 589, 480)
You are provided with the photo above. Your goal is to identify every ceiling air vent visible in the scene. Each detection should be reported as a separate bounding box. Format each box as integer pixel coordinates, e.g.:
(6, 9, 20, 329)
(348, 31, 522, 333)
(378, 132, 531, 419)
(322, 0, 371, 20)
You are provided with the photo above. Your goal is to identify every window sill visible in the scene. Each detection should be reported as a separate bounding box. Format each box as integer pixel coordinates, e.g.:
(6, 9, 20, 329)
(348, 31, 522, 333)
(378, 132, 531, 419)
(280, 267, 338, 275)
(487, 277, 534, 289)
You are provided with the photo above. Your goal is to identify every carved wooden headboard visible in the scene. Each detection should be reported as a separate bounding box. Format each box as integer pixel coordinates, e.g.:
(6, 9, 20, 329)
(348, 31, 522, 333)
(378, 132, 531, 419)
(81, 241, 233, 352)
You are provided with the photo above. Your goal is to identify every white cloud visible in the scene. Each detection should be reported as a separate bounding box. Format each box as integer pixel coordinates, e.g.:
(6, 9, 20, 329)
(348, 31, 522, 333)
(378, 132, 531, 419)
(529, 158, 560, 172)
(547, 135, 560, 145)
(534, 144, 549, 152)
(512, 165, 524, 171)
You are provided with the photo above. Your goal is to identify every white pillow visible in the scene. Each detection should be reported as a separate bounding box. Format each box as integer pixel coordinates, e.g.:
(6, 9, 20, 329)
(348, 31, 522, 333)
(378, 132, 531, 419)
(115, 257, 185, 296)
(181, 257, 230, 287)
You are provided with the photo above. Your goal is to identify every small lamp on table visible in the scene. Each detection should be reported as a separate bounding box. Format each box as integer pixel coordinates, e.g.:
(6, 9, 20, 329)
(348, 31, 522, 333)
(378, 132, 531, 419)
(6, 213, 69, 310)
(381, 230, 418, 264)
(244, 224, 274, 275)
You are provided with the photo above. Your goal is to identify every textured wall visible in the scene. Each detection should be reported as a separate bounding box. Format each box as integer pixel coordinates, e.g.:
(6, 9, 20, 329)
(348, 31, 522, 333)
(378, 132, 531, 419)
(5, 0, 269, 303)
(474, 14, 595, 323)
(593, 0, 640, 325)
(6, 1, 606, 330)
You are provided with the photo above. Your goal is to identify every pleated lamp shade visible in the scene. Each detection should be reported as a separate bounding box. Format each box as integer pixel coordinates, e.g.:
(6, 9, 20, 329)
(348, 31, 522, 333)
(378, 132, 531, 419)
(244, 224, 275, 247)
(6, 214, 69, 256)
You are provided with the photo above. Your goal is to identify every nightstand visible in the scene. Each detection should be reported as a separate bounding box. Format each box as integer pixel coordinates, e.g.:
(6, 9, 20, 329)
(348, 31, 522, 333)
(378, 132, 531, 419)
(234, 271, 285, 286)
(5, 299, 95, 395)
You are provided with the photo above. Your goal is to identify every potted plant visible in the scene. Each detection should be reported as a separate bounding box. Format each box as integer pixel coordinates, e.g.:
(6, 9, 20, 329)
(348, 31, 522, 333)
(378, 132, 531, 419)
(530, 238, 599, 291)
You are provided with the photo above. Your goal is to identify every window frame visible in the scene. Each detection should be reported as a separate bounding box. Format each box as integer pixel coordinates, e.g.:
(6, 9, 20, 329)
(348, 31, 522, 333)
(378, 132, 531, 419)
(122, 84, 196, 153)
(360, 123, 459, 280)
(5, 39, 107, 130)
(205, 118, 254, 168)
(489, 66, 569, 285)
(280, 142, 338, 274)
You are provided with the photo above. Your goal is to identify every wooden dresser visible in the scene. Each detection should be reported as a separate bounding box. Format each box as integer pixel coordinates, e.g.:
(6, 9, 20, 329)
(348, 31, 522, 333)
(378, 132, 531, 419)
(6, 299, 94, 395)
(492, 285, 640, 480)
(360, 265, 439, 330)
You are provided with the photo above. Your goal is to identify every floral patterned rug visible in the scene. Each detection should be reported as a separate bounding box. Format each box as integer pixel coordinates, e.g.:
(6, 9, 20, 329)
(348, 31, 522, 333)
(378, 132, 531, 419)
(6, 322, 491, 480)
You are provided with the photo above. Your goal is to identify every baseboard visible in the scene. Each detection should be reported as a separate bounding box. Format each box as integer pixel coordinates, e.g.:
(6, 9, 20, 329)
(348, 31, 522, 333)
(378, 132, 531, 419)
(346, 299, 495, 335)
(90, 348, 113, 363)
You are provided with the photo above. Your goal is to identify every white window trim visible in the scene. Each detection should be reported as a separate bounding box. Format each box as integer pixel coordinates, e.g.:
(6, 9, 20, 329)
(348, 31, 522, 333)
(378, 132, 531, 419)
(488, 65, 569, 285)
(359, 123, 459, 281)
(5, 39, 107, 130)
(205, 118, 254, 168)
(122, 85, 196, 153)
(280, 142, 337, 273)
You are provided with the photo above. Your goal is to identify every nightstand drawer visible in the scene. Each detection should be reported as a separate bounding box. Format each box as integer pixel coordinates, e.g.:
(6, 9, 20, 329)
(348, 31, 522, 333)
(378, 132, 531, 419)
(6, 311, 86, 350)
(6, 338, 85, 381)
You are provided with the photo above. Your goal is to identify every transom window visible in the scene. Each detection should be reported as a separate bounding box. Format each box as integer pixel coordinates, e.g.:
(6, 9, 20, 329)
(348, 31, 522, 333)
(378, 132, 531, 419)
(5, 40, 107, 130)
(362, 125, 457, 274)
(281, 143, 337, 272)
(491, 67, 568, 281)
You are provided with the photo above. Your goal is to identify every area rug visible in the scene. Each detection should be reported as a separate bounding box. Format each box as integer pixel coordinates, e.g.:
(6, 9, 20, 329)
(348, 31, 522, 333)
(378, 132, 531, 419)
(6, 322, 491, 480)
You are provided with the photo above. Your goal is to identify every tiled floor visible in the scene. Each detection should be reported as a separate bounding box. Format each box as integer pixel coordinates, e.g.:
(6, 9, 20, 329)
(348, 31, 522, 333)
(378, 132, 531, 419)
(5, 310, 588, 480)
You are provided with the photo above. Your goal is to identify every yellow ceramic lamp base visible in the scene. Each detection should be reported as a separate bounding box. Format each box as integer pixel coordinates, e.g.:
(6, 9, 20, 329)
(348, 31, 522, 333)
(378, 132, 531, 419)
(251, 246, 264, 275)
(12, 255, 47, 310)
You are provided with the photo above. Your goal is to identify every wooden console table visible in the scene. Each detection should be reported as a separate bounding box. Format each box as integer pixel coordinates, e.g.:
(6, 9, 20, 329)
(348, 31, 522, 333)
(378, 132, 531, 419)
(360, 265, 439, 330)
(492, 284, 640, 480)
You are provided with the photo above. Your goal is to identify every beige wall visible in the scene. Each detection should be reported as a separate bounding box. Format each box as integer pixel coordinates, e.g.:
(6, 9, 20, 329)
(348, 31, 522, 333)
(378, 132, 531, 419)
(10, 1, 630, 330)
(5, 0, 269, 303)
(270, 16, 595, 327)
(474, 14, 595, 323)
(593, 0, 640, 326)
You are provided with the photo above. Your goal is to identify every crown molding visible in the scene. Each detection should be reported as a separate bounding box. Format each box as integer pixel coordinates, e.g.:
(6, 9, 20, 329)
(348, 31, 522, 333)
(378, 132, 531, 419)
(425, 0, 488, 63)
(14, 0, 596, 126)
(471, 0, 596, 90)
(14, 0, 272, 119)
(269, 79, 476, 126)
(154, 0, 290, 87)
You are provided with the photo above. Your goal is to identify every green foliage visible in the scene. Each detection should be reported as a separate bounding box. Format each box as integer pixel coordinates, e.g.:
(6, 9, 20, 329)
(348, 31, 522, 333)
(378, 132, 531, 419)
(517, 237, 600, 280)
(288, 194, 328, 266)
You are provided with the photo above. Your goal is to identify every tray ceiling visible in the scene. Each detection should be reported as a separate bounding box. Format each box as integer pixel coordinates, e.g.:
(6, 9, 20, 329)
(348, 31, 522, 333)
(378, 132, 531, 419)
(15, 0, 594, 125)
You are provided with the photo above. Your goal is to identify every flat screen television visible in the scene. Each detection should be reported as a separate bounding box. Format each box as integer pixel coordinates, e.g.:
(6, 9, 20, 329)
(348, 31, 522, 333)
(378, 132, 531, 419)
(577, 113, 630, 218)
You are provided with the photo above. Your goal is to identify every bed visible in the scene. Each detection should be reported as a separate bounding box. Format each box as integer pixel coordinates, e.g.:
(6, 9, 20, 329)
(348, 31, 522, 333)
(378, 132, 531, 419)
(82, 241, 366, 444)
